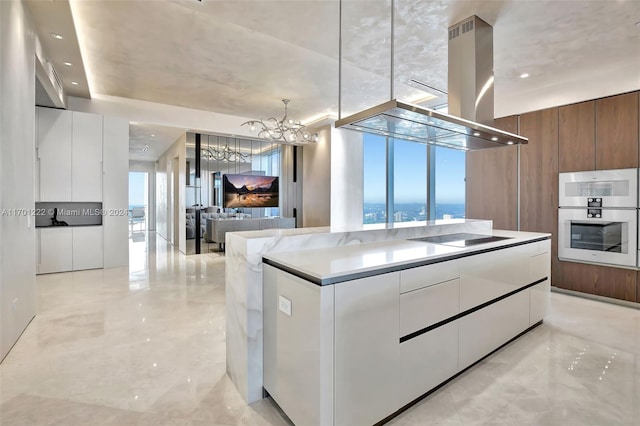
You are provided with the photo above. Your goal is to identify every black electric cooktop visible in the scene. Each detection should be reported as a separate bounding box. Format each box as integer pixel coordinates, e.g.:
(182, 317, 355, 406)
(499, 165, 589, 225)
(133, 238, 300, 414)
(410, 233, 512, 248)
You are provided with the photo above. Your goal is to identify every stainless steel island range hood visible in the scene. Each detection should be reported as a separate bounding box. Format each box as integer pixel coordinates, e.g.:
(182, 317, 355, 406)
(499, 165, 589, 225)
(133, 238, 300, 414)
(335, 15, 527, 150)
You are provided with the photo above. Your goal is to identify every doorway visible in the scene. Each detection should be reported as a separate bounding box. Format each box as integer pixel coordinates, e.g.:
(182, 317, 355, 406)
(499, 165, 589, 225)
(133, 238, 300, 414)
(128, 172, 148, 241)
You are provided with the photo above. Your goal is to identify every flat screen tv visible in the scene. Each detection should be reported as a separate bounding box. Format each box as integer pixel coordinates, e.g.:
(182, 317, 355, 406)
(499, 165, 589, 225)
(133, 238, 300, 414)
(223, 174, 279, 208)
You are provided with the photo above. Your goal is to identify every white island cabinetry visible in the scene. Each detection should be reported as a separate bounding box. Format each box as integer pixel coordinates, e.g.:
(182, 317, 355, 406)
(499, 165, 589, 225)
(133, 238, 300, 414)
(263, 233, 550, 426)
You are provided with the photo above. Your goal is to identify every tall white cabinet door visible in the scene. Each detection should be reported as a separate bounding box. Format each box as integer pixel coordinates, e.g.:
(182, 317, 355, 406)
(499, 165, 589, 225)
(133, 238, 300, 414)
(37, 228, 73, 274)
(334, 273, 401, 426)
(72, 227, 104, 270)
(72, 112, 103, 201)
(37, 107, 72, 201)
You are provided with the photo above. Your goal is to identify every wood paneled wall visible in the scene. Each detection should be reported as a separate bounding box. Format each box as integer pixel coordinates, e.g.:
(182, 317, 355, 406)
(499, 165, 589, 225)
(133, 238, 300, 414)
(559, 101, 595, 172)
(465, 116, 518, 230)
(595, 92, 639, 170)
(559, 262, 637, 302)
(466, 90, 640, 303)
(519, 108, 560, 284)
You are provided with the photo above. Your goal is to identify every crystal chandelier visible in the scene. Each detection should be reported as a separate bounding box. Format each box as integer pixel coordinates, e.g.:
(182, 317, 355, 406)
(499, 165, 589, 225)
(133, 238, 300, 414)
(242, 99, 318, 144)
(203, 143, 250, 162)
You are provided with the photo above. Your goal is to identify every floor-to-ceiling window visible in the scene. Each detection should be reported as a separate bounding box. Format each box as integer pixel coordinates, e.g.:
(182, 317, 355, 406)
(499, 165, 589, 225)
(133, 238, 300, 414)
(362, 134, 465, 224)
(393, 138, 427, 222)
(434, 146, 466, 219)
(363, 133, 387, 224)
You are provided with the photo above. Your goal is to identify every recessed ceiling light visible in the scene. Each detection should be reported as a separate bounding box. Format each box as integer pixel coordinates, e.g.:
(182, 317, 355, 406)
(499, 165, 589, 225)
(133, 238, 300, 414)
(473, 132, 480, 137)
(520, 73, 530, 79)
(507, 141, 514, 145)
(71, 81, 79, 86)
(150, 134, 156, 137)
(63, 61, 72, 67)
(50, 33, 63, 40)
(491, 136, 498, 141)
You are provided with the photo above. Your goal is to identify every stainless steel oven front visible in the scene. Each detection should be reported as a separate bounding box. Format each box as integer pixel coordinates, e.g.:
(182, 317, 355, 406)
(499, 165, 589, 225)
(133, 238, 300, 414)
(558, 208, 637, 268)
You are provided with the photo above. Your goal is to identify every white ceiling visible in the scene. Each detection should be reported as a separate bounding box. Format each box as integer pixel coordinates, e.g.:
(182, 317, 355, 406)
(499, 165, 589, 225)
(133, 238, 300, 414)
(27, 0, 640, 160)
(129, 123, 185, 162)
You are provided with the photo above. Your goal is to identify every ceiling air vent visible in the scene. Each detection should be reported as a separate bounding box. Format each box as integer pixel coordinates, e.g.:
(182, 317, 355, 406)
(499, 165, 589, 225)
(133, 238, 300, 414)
(448, 26, 460, 40)
(461, 19, 474, 34)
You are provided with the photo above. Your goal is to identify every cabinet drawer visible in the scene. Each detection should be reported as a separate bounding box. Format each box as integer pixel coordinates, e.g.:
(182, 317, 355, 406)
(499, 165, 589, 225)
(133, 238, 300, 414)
(398, 321, 458, 404)
(459, 247, 531, 311)
(400, 278, 459, 337)
(400, 260, 461, 293)
(458, 290, 530, 370)
(530, 252, 550, 282)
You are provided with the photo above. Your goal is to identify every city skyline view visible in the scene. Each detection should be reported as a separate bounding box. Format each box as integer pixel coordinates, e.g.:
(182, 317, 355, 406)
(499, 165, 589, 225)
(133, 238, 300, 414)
(363, 134, 466, 204)
(363, 133, 466, 223)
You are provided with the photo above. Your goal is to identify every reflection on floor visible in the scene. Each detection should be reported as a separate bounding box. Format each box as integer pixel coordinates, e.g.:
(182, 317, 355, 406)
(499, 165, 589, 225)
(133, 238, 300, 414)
(1, 233, 639, 425)
(186, 237, 222, 256)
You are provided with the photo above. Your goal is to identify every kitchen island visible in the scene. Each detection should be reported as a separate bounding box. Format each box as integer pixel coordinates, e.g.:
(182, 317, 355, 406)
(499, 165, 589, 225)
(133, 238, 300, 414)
(225, 219, 496, 403)
(262, 230, 551, 426)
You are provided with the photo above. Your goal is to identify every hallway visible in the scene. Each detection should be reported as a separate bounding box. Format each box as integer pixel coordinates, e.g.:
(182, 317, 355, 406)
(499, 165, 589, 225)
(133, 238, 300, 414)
(0, 234, 288, 425)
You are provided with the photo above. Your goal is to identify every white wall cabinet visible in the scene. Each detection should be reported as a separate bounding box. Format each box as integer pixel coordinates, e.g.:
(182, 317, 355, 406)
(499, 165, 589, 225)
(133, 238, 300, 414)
(72, 227, 104, 270)
(35, 108, 128, 272)
(37, 226, 104, 274)
(37, 228, 73, 274)
(72, 112, 103, 201)
(37, 108, 72, 201)
(36, 107, 103, 202)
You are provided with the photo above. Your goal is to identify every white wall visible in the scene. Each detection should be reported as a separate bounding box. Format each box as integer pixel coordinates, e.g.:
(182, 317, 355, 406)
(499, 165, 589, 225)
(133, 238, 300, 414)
(129, 160, 156, 231)
(156, 133, 186, 254)
(103, 116, 129, 268)
(302, 125, 332, 227)
(301, 126, 364, 229)
(330, 128, 364, 229)
(0, 0, 37, 361)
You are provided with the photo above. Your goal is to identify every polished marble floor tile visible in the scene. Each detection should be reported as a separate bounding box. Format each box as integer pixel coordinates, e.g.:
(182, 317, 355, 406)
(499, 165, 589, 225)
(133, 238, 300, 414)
(1, 233, 639, 425)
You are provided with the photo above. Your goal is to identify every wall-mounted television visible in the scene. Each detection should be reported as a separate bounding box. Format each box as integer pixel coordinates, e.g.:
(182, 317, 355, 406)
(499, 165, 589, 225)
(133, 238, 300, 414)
(223, 174, 279, 208)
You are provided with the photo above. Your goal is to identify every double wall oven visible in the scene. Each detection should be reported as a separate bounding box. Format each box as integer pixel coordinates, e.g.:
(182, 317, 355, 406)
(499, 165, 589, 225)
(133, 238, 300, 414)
(558, 168, 638, 268)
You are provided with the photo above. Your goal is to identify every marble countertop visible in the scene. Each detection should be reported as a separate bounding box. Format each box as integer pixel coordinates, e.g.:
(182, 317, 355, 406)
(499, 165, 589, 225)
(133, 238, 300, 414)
(262, 229, 551, 285)
(228, 219, 488, 240)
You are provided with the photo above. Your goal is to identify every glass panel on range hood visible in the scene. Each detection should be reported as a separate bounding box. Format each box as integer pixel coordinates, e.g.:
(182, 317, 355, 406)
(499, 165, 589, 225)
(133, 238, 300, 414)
(335, 100, 528, 150)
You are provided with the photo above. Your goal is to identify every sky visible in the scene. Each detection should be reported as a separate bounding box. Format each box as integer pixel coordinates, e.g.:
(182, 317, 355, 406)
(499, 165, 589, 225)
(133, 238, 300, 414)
(363, 133, 466, 204)
(129, 172, 147, 207)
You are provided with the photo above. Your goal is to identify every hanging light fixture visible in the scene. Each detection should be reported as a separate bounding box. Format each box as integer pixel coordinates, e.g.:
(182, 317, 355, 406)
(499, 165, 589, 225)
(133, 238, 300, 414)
(242, 99, 318, 144)
(203, 140, 250, 162)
